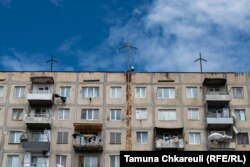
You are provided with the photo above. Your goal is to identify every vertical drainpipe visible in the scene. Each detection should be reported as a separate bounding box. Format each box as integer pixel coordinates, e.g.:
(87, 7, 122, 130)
(125, 71, 132, 150)
(0, 72, 11, 167)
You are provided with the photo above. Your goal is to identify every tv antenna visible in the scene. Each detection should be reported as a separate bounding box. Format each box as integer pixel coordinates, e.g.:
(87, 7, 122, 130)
(46, 54, 58, 71)
(195, 53, 207, 73)
(119, 40, 137, 72)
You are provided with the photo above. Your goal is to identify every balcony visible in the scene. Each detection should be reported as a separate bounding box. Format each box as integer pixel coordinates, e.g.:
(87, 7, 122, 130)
(155, 138, 184, 150)
(22, 140, 50, 152)
(27, 91, 53, 106)
(73, 135, 103, 152)
(207, 117, 233, 129)
(24, 114, 51, 129)
(209, 142, 236, 150)
(205, 93, 230, 102)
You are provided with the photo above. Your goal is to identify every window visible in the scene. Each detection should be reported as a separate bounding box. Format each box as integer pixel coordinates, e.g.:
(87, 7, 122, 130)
(58, 108, 69, 120)
(186, 87, 198, 98)
(83, 156, 98, 167)
(32, 131, 48, 142)
(57, 131, 68, 144)
(136, 108, 147, 120)
(110, 109, 122, 121)
(110, 87, 122, 98)
(110, 155, 120, 167)
(189, 132, 201, 145)
(56, 155, 67, 167)
(136, 132, 148, 144)
(232, 87, 243, 98)
(135, 87, 146, 98)
(158, 109, 176, 120)
(31, 156, 49, 167)
(60, 86, 71, 97)
(235, 109, 246, 121)
(110, 132, 121, 144)
(237, 133, 249, 145)
(82, 87, 99, 98)
(208, 88, 220, 95)
(14, 86, 25, 98)
(157, 87, 175, 99)
(188, 108, 199, 120)
(0, 86, 3, 97)
(9, 131, 22, 144)
(7, 155, 19, 167)
(81, 109, 99, 120)
(12, 109, 23, 121)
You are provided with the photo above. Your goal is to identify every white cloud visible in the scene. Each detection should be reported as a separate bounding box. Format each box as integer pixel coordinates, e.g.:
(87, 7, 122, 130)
(87, 0, 250, 72)
(58, 36, 82, 53)
(50, 0, 63, 7)
(0, 0, 12, 8)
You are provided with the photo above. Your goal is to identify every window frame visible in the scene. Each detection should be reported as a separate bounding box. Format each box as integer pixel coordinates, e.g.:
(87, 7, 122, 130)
(186, 87, 198, 98)
(158, 109, 176, 121)
(189, 132, 201, 145)
(58, 108, 70, 120)
(81, 109, 99, 120)
(234, 109, 246, 121)
(110, 86, 122, 98)
(57, 131, 69, 144)
(157, 87, 175, 99)
(7, 155, 19, 167)
(14, 86, 26, 98)
(110, 155, 120, 167)
(110, 109, 122, 121)
(135, 108, 147, 120)
(82, 87, 99, 98)
(12, 108, 23, 121)
(188, 108, 199, 120)
(9, 131, 22, 144)
(135, 87, 146, 98)
(0, 86, 4, 97)
(110, 132, 122, 144)
(56, 155, 67, 167)
(136, 132, 148, 144)
(237, 133, 249, 145)
(60, 86, 71, 98)
(232, 87, 243, 98)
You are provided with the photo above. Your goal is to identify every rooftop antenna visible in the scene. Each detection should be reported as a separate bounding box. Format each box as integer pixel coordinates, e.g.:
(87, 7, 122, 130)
(119, 40, 137, 72)
(195, 53, 207, 73)
(46, 54, 58, 71)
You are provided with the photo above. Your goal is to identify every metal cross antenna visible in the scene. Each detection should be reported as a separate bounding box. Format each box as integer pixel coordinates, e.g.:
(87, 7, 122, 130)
(195, 53, 207, 73)
(119, 41, 137, 72)
(46, 54, 58, 71)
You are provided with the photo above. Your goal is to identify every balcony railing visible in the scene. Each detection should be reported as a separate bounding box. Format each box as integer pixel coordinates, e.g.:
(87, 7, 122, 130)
(27, 91, 53, 106)
(73, 136, 103, 152)
(205, 92, 230, 101)
(155, 138, 184, 149)
(209, 142, 236, 150)
(24, 163, 49, 167)
(24, 114, 51, 129)
(22, 139, 50, 152)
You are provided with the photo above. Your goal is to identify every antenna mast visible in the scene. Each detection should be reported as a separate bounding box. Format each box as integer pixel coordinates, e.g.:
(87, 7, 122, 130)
(119, 40, 137, 71)
(195, 53, 207, 73)
(46, 54, 58, 71)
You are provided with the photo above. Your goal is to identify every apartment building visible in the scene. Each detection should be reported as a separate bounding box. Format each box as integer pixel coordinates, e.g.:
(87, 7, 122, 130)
(0, 71, 249, 167)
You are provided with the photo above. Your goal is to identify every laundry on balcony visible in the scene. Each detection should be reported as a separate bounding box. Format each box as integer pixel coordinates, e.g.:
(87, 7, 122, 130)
(208, 133, 232, 144)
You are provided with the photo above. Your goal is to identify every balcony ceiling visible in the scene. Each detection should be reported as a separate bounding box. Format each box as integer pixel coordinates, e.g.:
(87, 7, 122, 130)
(30, 76, 54, 84)
(203, 78, 226, 86)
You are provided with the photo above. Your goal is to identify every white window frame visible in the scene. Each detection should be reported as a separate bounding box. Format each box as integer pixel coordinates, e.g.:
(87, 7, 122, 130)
(56, 155, 67, 167)
(136, 132, 148, 144)
(135, 108, 147, 120)
(186, 87, 198, 98)
(0, 86, 4, 97)
(157, 87, 175, 99)
(9, 131, 22, 144)
(14, 86, 26, 98)
(58, 108, 70, 120)
(82, 87, 99, 98)
(189, 132, 201, 145)
(81, 109, 99, 120)
(12, 109, 23, 121)
(232, 87, 243, 98)
(110, 155, 120, 167)
(84, 156, 98, 167)
(110, 87, 122, 98)
(7, 155, 19, 167)
(60, 86, 71, 97)
(235, 109, 246, 121)
(110, 109, 122, 121)
(135, 87, 146, 98)
(188, 108, 199, 120)
(158, 109, 176, 121)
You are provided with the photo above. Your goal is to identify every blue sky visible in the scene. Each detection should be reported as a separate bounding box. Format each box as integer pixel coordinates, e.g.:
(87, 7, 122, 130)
(0, 0, 250, 72)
